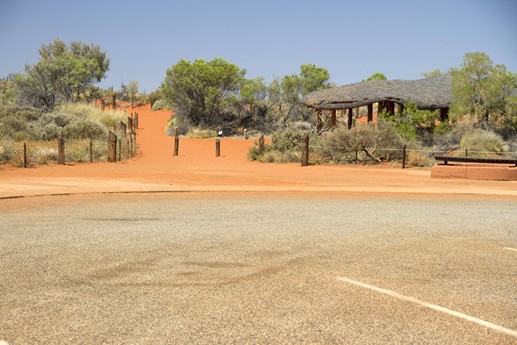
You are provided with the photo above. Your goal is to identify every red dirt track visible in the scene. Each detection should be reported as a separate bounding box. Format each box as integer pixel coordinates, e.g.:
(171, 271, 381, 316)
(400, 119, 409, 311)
(1, 103, 516, 199)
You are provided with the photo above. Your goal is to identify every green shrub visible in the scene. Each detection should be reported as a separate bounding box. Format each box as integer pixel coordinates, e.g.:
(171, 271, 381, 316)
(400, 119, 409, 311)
(151, 99, 168, 111)
(406, 150, 435, 167)
(318, 121, 405, 164)
(460, 129, 507, 155)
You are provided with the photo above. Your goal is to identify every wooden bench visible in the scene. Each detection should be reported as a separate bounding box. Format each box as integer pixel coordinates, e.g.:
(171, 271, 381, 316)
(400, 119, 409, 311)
(433, 155, 517, 167)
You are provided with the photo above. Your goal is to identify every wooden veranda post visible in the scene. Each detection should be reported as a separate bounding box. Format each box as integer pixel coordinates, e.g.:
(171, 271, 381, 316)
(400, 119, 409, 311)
(347, 109, 353, 130)
(108, 131, 117, 162)
(57, 138, 65, 164)
(367, 104, 373, 123)
(301, 134, 309, 167)
(331, 109, 337, 129)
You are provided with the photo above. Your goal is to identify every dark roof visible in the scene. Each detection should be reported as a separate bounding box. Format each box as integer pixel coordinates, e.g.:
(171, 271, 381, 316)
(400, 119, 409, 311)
(303, 75, 453, 110)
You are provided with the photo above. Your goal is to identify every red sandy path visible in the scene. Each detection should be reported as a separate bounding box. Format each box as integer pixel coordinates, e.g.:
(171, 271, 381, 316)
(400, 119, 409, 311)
(1, 104, 516, 199)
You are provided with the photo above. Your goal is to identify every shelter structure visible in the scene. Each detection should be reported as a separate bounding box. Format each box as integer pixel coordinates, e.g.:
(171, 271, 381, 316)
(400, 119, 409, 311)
(302, 75, 453, 131)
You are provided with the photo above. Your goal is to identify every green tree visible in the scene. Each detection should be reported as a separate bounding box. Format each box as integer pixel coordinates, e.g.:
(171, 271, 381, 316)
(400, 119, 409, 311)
(128, 80, 139, 108)
(281, 64, 331, 122)
(450, 52, 516, 129)
(162, 58, 245, 128)
(366, 72, 387, 81)
(421, 69, 444, 78)
(15, 39, 109, 111)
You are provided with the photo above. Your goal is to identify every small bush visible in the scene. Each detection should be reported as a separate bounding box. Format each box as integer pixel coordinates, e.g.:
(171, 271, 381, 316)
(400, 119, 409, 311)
(460, 129, 507, 155)
(187, 128, 217, 138)
(30, 147, 57, 165)
(406, 150, 435, 167)
(151, 99, 168, 111)
(0, 138, 17, 162)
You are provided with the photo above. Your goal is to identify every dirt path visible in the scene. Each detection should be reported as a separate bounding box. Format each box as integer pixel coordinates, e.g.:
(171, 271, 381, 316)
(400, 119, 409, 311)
(1, 104, 517, 199)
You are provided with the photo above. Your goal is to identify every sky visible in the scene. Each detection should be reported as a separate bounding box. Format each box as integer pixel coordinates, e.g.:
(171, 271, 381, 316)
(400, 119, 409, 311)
(1, 0, 516, 93)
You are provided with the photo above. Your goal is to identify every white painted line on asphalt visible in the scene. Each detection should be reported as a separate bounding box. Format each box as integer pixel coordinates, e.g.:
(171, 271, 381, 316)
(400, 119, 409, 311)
(503, 247, 517, 252)
(336, 277, 517, 338)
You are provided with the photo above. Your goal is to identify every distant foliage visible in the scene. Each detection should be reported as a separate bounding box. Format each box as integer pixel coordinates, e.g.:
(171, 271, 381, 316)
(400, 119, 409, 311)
(15, 39, 109, 112)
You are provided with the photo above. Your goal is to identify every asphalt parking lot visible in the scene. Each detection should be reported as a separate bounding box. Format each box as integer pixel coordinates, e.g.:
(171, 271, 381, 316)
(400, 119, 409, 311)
(1, 192, 516, 344)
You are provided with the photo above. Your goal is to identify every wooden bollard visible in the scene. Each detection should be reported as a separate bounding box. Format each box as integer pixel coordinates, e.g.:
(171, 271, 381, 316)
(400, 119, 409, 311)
(244, 128, 248, 140)
(108, 131, 117, 162)
(402, 144, 407, 169)
(173, 127, 179, 156)
(23, 142, 27, 168)
(118, 138, 122, 161)
(216, 139, 221, 157)
(301, 134, 309, 167)
(258, 135, 265, 155)
(57, 138, 65, 164)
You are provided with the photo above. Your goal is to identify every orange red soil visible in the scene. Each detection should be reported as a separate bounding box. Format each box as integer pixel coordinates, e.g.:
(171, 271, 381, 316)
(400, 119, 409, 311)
(1, 104, 516, 199)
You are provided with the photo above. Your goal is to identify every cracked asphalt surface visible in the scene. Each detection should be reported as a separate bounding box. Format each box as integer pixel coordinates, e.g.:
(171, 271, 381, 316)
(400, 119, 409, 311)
(1, 192, 516, 344)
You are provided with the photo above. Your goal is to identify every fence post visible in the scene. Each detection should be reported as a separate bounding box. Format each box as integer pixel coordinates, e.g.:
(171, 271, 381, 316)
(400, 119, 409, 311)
(402, 144, 407, 169)
(216, 139, 221, 157)
(131, 131, 136, 156)
(118, 138, 122, 161)
(244, 128, 248, 140)
(112, 94, 116, 110)
(23, 142, 27, 168)
(120, 121, 127, 134)
(101, 99, 105, 111)
(135, 112, 139, 129)
(108, 131, 117, 162)
(128, 117, 133, 133)
(465, 149, 468, 157)
(89, 139, 93, 163)
(58, 138, 65, 164)
(301, 133, 309, 166)
(258, 135, 265, 155)
(173, 127, 179, 156)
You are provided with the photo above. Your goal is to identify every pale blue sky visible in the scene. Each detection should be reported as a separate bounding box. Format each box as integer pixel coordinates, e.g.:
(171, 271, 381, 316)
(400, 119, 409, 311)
(1, 0, 516, 92)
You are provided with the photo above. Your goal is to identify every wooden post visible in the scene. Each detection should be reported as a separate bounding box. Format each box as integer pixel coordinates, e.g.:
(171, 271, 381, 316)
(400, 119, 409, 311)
(131, 132, 136, 156)
(100, 99, 105, 111)
(316, 109, 323, 132)
(367, 104, 373, 123)
(244, 128, 248, 140)
(347, 108, 353, 130)
(331, 109, 337, 129)
(301, 133, 309, 167)
(120, 121, 127, 134)
(108, 131, 117, 162)
(440, 108, 449, 122)
(23, 142, 27, 168)
(356, 107, 360, 119)
(128, 117, 133, 132)
(402, 144, 407, 169)
(134, 112, 139, 129)
(173, 127, 179, 156)
(258, 135, 265, 155)
(396, 103, 404, 114)
(89, 139, 93, 163)
(215, 139, 221, 157)
(112, 94, 116, 110)
(57, 138, 65, 164)
(378, 101, 385, 114)
(387, 101, 395, 115)
(118, 138, 122, 161)
(465, 149, 468, 157)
